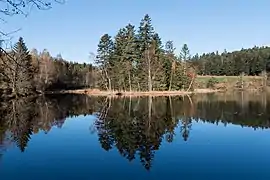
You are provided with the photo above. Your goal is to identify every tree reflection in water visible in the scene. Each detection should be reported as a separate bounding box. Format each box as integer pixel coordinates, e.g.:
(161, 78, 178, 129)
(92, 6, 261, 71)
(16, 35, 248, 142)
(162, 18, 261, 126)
(0, 92, 270, 170)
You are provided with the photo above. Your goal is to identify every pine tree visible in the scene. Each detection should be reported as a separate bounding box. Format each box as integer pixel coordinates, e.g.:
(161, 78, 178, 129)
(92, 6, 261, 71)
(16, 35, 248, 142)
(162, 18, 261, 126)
(151, 33, 164, 90)
(112, 28, 126, 90)
(180, 44, 191, 62)
(164, 41, 175, 90)
(12, 37, 36, 96)
(96, 34, 114, 90)
(137, 14, 155, 91)
(172, 62, 187, 90)
(137, 14, 155, 55)
(179, 44, 191, 90)
(112, 24, 138, 91)
(124, 24, 138, 91)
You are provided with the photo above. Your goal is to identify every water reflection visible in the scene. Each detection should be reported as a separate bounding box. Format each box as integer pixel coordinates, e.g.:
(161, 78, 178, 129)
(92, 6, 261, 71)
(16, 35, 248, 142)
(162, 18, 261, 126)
(0, 95, 100, 155)
(0, 92, 270, 170)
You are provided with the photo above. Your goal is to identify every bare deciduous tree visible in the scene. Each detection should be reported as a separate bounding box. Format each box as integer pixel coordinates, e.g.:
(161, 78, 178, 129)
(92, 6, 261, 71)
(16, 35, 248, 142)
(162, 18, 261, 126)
(38, 49, 55, 91)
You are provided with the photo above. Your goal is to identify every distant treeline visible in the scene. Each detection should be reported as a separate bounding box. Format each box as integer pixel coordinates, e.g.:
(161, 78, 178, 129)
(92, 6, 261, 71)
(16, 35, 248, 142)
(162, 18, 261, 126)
(0, 37, 95, 98)
(190, 46, 270, 76)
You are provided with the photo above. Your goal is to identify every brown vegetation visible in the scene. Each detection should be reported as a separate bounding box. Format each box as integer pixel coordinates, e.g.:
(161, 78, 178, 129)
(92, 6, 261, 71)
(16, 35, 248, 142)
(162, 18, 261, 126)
(54, 74, 267, 97)
(59, 88, 222, 97)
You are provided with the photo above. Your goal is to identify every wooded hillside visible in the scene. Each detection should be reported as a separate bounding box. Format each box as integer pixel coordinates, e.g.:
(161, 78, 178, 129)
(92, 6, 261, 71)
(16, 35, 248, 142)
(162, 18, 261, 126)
(190, 46, 270, 76)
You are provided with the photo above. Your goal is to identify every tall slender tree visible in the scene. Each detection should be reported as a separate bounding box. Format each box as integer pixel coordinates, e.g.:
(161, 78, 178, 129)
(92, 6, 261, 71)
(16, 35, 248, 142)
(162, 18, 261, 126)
(11, 37, 35, 96)
(38, 49, 55, 91)
(96, 34, 114, 91)
(124, 24, 138, 91)
(164, 41, 176, 90)
(179, 44, 191, 90)
(137, 14, 155, 91)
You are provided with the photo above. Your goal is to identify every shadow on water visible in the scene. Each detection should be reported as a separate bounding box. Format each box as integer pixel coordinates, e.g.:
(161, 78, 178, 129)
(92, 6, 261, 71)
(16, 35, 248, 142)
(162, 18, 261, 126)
(1, 92, 270, 170)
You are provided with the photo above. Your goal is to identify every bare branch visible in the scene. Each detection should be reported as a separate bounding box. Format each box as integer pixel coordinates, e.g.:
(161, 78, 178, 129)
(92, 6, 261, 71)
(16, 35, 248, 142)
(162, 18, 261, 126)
(0, 16, 7, 22)
(0, 0, 65, 17)
(0, 0, 65, 38)
(0, 46, 31, 72)
(0, 28, 21, 37)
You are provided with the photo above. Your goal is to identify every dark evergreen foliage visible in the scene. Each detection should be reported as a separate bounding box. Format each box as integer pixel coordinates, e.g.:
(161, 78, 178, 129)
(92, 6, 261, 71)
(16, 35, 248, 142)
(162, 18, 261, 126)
(12, 37, 36, 96)
(190, 46, 270, 76)
(95, 14, 193, 91)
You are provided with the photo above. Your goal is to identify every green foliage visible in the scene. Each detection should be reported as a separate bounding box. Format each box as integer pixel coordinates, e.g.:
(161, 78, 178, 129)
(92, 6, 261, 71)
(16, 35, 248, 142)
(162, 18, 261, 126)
(180, 44, 190, 61)
(13, 37, 35, 94)
(96, 34, 114, 67)
(163, 41, 176, 90)
(206, 77, 219, 88)
(94, 14, 193, 92)
(96, 34, 114, 90)
(137, 14, 155, 53)
(190, 46, 270, 76)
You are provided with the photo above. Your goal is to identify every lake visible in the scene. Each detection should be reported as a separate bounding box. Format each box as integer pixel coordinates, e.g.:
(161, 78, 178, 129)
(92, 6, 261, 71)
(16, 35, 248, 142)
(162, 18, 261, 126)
(1, 92, 270, 180)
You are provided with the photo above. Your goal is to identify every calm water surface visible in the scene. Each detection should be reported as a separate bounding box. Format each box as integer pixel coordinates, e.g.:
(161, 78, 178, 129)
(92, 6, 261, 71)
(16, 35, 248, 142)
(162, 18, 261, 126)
(1, 92, 270, 180)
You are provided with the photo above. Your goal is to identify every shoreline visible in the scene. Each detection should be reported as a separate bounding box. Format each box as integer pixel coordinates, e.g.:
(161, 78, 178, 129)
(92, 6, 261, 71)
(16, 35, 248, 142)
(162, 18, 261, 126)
(2, 87, 266, 101)
(49, 88, 224, 97)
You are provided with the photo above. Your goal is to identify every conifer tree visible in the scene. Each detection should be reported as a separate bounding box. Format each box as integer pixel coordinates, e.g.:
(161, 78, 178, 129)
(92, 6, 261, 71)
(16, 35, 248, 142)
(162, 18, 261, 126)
(124, 24, 138, 91)
(96, 34, 114, 90)
(137, 14, 155, 55)
(112, 28, 126, 90)
(180, 44, 191, 62)
(164, 41, 175, 90)
(150, 33, 164, 90)
(12, 37, 36, 96)
(179, 44, 191, 90)
(112, 24, 138, 91)
(137, 14, 155, 91)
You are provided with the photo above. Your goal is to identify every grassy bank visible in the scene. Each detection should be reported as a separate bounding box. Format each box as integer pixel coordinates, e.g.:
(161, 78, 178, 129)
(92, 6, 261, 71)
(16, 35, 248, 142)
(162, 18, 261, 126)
(195, 75, 266, 91)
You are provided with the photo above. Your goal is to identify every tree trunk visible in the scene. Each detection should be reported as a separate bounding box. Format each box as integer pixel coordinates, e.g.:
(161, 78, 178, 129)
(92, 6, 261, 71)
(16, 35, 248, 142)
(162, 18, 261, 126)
(169, 69, 173, 91)
(104, 69, 111, 91)
(123, 80, 126, 92)
(45, 62, 48, 85)
(128, 72, 132, 92)
(108, 78, 111, 92)
(183, 62, 187, 90)
(187, 73, 195, 92)
(138, 82, 141, 92)
(12, 65, 18, 96)
(147, 50, 152, 92)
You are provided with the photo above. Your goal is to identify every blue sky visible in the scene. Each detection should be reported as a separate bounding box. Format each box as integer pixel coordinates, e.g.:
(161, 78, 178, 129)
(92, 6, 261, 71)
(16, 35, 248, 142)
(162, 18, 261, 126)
(1, 0, 270, 63)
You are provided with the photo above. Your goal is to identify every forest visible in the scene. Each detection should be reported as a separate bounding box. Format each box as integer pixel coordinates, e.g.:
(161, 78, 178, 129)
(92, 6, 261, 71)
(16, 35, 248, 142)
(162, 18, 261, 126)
(0, 37, 95, 99)
(1, 14, 270, 99)
(190, 46, 270, 76)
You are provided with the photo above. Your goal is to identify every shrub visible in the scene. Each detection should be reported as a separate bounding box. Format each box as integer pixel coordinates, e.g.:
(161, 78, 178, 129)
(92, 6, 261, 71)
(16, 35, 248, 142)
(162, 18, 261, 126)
(206, 77, 219, 88)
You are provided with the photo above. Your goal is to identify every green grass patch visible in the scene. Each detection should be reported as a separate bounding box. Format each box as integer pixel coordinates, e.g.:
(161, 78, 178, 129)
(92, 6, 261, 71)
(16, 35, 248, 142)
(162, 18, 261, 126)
(196, 75, 262, 83)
